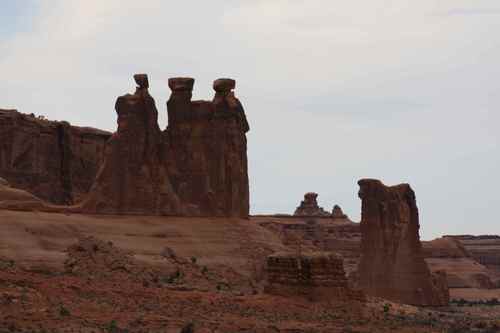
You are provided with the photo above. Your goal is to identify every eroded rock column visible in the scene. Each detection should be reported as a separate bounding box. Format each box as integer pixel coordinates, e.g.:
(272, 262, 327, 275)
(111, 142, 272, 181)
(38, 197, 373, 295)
(80, 74, 179, 215)
(357, 179, 449, 306)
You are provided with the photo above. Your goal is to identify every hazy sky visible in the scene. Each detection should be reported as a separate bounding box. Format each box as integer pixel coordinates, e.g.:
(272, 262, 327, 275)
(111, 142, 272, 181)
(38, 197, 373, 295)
(1, 1, 499, 240)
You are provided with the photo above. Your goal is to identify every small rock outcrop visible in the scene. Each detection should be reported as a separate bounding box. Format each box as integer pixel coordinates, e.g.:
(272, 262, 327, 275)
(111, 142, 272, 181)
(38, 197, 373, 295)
(265, 251, 365, 301)
(294, 193, 330, 217)
(357, 179, 449, 306)
(332, 205, 347, 219)
(0, 109, 111, 205)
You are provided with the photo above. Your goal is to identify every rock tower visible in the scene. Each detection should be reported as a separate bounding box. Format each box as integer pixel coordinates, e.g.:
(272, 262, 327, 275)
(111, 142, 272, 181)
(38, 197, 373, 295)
(80, 74, 250, 217)
(357, 179, 449, 306)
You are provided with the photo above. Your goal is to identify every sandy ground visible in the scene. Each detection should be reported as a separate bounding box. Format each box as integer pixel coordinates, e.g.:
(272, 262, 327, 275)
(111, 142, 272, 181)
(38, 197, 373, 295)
(0, 210, 285, 275)
(1, 210, 500, 332)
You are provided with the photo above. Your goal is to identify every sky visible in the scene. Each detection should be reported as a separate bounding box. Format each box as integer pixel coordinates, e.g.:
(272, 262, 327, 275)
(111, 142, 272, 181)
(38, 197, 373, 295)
(1, 0, 499, 240)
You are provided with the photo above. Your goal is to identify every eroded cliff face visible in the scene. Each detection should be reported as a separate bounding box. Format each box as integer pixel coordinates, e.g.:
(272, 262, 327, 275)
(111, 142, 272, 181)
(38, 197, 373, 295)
(0, 109, 111, 205)
(357, 179, 449, 306)
(80, 75, 250, 217)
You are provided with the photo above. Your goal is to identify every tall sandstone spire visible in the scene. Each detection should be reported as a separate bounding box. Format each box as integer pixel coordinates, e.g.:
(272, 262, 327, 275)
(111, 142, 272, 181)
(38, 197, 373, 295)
(357, 179, 449, 306)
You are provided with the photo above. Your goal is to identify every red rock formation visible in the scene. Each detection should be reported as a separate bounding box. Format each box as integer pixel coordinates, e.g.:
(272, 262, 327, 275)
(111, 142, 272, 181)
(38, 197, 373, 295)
(332, 204, 347, 219)
(357, 179, 449, 306)
(294, 192, 330, 216)
(446, 235, 500, 275)
(423, 237, 497, 289)
(165, 77, 249, 217)
(80, 75, 180, 215)
(80, 75, 250, 217)
(0, 109, 111, 205)
(265, 251, 365, 301)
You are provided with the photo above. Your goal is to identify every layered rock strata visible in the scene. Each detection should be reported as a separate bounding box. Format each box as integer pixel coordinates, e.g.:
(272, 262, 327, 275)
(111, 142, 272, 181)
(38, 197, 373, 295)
(0, 109, 111, 204)
(265, 251, 364, 301)
(357, 179, 449, 306)
(423, 237, 497, 289)
(446, 236, 500, 273)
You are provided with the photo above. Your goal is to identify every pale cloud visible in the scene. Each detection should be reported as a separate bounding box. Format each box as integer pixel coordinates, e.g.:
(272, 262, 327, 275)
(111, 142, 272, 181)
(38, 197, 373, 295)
(1, 0, 499, 239)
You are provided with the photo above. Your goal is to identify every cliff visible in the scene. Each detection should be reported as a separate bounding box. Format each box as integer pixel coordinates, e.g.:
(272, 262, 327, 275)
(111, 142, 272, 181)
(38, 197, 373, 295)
(0, 109, 111, 205)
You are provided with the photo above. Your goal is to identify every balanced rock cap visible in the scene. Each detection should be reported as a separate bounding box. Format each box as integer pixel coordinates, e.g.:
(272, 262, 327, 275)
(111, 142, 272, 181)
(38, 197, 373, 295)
(213, 78, 236, 92)
(168, 77, 195, 92)
(133, 74, 149, 89)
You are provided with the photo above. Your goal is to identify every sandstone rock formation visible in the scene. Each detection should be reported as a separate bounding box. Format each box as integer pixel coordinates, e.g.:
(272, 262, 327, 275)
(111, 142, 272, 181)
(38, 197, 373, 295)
(423, 237, 497, 289)
(79, 74, 180, 215)
(258, 214, 498, 291)
(294, 192, 330, 216)
(165, 77, 249, 217)
(446, 235, 500, 274)
(0, 109, 111, 204)
(256, 215, 361, 275)
(357, 179, 449, 306)
(332, 204, 347, 219)
(80, 75, 250, 217)
(265, 251, 364, 301)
